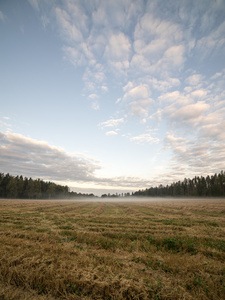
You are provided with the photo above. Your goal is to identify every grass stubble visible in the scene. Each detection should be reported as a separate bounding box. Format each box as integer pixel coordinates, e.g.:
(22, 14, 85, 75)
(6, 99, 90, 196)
(0, 198, 224, 299)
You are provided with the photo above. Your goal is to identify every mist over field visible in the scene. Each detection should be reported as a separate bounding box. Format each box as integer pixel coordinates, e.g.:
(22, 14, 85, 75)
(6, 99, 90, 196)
(62, 196, 222, 203)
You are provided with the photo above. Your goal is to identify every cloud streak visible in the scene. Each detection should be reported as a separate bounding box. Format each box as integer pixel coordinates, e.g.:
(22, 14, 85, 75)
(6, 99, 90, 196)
(0, 131, 100, 182)
(99, 118, 125, 128)
(0, 131, 152, 190)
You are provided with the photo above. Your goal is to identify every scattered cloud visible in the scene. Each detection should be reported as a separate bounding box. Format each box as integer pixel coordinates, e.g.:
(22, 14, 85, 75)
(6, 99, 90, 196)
(106, 131, 118, 136)
(200, 121, 225, 141)
(88, 93, 98, 100)
(149, 109, 162, 122)
(191, 89, 208, 98)
(104, 32, 131, 74)
(185, 74, 205, 86)
(4, 1, 225, 193)
(101, 85, 108, 92)
(162, 130, 225, 182)
(148, 77, 180, 91)
(131, 11, 184, 75)
(82, 65, 106, 94)
(123, 83, 150, 100)
(129, 98, 154, 118)
(55, 7, 84, 44)
(130, 133, 159, 144)
(99, 118, 125, 128)
(166, 101, 210, 126)
(122, 82, 154, 117)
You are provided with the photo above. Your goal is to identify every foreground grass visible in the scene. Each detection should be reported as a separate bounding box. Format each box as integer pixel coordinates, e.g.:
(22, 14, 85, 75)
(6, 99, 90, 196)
(0, 198, 224, 299)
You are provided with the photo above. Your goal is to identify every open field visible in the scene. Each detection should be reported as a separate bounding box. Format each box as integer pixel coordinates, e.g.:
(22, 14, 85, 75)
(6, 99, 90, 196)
(0, 198, 224, 299)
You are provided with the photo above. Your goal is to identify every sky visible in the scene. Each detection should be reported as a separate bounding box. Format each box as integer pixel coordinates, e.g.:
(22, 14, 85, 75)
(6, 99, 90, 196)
(0, 0, 225, 196)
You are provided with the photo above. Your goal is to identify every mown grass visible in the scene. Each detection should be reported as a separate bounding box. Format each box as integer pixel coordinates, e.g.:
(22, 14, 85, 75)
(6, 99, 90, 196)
(0, 198, 224, 299)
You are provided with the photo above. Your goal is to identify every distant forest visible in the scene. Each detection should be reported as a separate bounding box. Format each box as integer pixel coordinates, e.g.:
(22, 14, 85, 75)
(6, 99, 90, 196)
(101, 171, 225, 198)
(0, 173, 95, 199)
(132, 171, 225, 197)
(1, 171, 225, 199)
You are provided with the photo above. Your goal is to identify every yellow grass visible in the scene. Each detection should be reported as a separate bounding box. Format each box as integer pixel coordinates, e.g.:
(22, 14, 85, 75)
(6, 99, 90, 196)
(0, 198, 224, 299)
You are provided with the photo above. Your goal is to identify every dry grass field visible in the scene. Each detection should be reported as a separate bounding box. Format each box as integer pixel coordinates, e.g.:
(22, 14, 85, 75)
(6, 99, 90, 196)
(0, 198, 224, 299)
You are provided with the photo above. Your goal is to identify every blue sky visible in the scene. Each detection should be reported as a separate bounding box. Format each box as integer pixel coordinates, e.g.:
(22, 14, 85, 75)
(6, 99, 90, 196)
(1, 0, 225, 196)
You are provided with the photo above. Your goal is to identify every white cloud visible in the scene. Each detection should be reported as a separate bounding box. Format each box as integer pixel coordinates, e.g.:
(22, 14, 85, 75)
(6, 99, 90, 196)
(106, 131, 118, 136)
(104, 32, 131, 74)
(200, 121, 225, 140)
(159, 90, 192, 106)
(104, 32, 131, 61)
(185, 74, 204, 86)
(132, 12, 184, 75)
(99, 118, 124, 128)
(124, 84, 150, 100)
(92, 5, 108, 28)
(164, 133, 187, 150)
(166, 101, 210, 126)
(148, 77, 180, 91)
(130, 133, 159, 144)
(101, 85, 108, 92)
(202, 106, 225, 125)
(63, 46, 85, 66)
(122, 83, 154, 117)
(130, 54, 151, 73)
(88, 94, 99, 111)
(134, 13, 182, 47)
(211, 72, 222, 80)
(55, 7, 83, 43)
(163, 130, 225, 180)
(191, 89, 208, 98)
(88, 93, 98, 100)
(123, 81, 134, 92)
(148, 44, 185, 75)
(82, 64, 106, 93)
(129, 98, 154, 118)
(160, 45, 185, 68)
(149, 109, 162, 121)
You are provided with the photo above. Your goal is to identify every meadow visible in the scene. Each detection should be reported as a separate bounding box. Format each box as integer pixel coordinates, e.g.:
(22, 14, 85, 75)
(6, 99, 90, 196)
(0, 198, 224, 299)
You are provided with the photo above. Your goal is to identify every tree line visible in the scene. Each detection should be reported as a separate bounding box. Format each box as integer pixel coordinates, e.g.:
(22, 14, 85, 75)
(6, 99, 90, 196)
(1, 171, 224, 200)
(133, 171, 225, 197)
(0, 173, 95, 199)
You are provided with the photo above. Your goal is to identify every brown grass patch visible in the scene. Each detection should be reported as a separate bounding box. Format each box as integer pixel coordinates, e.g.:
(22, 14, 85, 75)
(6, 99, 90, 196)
(0, 198, 224, 299)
